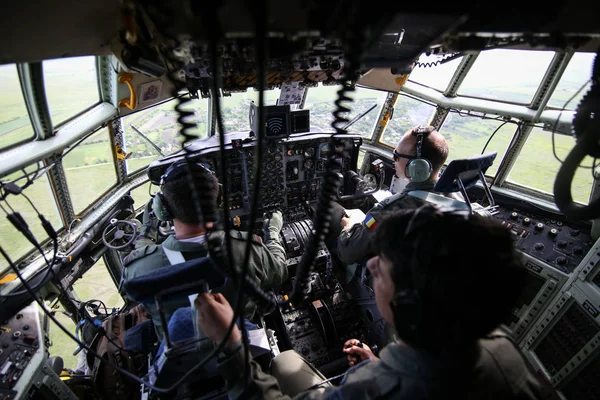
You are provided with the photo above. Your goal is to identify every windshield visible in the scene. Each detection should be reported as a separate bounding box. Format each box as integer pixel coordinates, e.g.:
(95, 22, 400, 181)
(303, 85, 387, 138)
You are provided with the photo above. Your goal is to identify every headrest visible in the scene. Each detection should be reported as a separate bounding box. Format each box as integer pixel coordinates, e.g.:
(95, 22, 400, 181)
(124, 257, 226, 301)
(434, 153, 497, 193)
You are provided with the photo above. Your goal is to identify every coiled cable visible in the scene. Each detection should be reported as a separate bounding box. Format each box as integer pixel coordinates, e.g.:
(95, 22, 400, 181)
(289, 26, 363, 305)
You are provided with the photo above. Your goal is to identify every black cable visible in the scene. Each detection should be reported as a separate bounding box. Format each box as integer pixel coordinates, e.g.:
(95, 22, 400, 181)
(304, 372, 345, 390)
(0, 245, 240, 394)
(289, 16, 363, 304)
(480, 120, 512, 155)
(414, 53, 462, 69)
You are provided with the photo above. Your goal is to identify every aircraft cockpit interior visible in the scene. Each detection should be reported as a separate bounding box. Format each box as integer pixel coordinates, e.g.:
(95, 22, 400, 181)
(0, 0, 600, 399)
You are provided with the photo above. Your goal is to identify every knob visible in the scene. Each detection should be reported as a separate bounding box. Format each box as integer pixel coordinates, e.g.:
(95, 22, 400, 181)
(301, 347, 310, 356)
(573, 247, 583, 255)
(557, 240, 567, 248)
(570, 229, 580, 236)
(556, 257, 567, 266)
(549, 228, 558, 238)
(534, 243, 544, 251)
(523, 218, 531, 225)
(510, 212, 519, 220)
(535, 223, 544, 231)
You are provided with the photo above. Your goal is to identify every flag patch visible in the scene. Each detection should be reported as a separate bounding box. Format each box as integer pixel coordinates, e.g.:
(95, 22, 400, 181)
(364, 214, 378, 231)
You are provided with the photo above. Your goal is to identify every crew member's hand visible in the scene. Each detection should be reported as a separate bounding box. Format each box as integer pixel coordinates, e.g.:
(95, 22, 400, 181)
(341, 216, 351, 229)
(264, 210, 284, 235)
(194, 293, 241, 344)
(343, 339, 378, 366)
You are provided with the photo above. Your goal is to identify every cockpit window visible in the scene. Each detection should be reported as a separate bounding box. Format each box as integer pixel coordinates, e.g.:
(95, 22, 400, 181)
(220, 89, 281, 133)
(303, 85, 386, 138)
(43, 56, 99, 126)
(0, 64, 35, 149)
(48, 259, 124, 369)
(547, 52, 595, 110)
(0, 164, 62, 273)
(63, 127, 117, 213)
(458, 49, 555, 105)
(440, 112, 517, 177)
(508, 127, 593, 204)
(408, 53, 463, 92)
(379, 94, 437, 147)
(122, 96, 208, 174)
(130, 182, 154, 209)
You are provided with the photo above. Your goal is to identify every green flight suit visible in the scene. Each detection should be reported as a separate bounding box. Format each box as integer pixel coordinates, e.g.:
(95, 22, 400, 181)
(121, 227, 287, 339)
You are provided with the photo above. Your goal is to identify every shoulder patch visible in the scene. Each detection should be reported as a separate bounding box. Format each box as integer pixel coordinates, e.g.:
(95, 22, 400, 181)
(122, 245, 159, 267)
(363, 214, 378, 231)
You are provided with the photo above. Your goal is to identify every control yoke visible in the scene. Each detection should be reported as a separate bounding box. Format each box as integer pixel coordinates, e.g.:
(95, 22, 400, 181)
(338, 159, 385, 201)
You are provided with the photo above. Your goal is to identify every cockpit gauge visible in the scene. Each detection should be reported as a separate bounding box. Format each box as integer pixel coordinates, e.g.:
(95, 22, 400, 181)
(304, 147, 315, 158)
(363, 174, 377, 190)
(304, 159, 314, 170)
(319, 143, 329, 156)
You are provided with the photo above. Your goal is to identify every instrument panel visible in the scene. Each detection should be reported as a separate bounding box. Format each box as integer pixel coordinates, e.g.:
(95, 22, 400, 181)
(147, 132, 362, 227)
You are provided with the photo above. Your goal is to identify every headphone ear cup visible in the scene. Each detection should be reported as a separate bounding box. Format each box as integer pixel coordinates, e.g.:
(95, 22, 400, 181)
(406, 158, 432, 183)
(152, 193, 170, 221)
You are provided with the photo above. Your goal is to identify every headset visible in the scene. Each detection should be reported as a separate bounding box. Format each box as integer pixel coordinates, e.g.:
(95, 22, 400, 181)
(389, 205, 470, 347)
(404, 125, 434, 183)
(151, 160, 215, 222)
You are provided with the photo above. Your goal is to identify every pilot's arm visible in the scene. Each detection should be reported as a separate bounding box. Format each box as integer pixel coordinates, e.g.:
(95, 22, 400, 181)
(195, 293, 334, 400)
(337, 192, 412, 265)
(336, 213, 379, 266)
(231, 211, 288, 289)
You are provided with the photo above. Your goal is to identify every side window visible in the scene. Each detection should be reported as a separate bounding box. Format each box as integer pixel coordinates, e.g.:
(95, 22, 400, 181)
(63, 127, 118, 213)
(122, 97, 208, 174)
(547, 52, 596, 110)
(508, 127, 594, 204)
(49, 258, 124, 369)
(43, 56, 99, 125)
(379, 95, 437, 147)
(129, 182, 154, 210)
(458, 49, 555, 105)
(0, 164, 63, 272)
(408, 54, 463, 92)
(440, 113, 517, 176)
(0, 64, 35, 148)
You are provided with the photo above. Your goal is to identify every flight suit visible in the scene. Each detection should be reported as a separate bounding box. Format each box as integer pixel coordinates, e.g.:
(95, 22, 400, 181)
(336, 180, 435, 265)
(218, 333, 554, 399)
(120, 218, 287, 339)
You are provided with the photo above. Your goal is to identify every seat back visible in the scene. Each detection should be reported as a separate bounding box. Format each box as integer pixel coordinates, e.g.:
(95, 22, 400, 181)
(406, 190, 471, 211)
(124, 256, 227, 345)
(434, 152, 497, 193)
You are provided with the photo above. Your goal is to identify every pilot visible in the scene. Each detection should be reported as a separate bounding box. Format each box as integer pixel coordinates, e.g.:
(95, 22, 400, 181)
(194, 205, 552, 399)
(120, 160, 287, 339)
(336, 125, 449, 267)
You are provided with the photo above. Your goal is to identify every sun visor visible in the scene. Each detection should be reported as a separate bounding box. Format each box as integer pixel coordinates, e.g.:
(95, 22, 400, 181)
(358, 68, 411, 93)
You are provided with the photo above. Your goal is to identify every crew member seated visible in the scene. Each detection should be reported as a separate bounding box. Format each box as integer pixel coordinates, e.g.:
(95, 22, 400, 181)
(195, 205, 553, 399)
(120, 160, 287, 339)
(337, 125, 449, 266)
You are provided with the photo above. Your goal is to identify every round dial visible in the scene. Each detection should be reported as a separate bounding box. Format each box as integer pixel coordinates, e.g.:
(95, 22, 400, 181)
(304, 160, 314, 170)
(304, 147, 315, 158)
